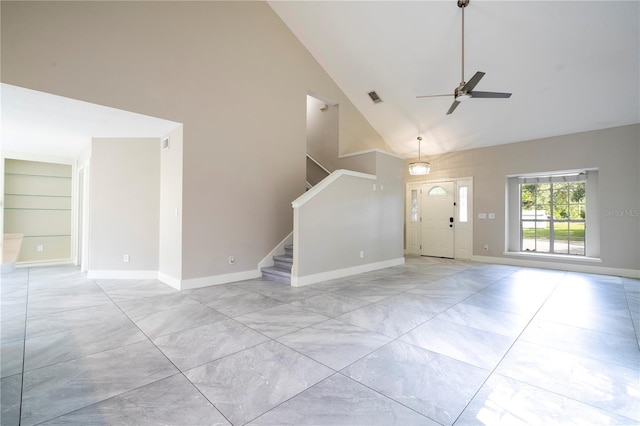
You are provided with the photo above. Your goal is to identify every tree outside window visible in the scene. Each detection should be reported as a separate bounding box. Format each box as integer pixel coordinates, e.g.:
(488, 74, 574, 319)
(520, 181, 586, 255)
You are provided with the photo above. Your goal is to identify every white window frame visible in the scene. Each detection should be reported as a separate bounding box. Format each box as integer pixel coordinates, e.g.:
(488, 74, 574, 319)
(505, 169, 600, 261)
(519, 175, 586, 255)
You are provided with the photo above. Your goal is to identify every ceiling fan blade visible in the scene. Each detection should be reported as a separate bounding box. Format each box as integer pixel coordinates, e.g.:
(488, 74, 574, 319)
(416, 94, 454, 99)
(471, 91, 512, 99)
(462, 71, 485, 92)
(446, 100, 461, 115)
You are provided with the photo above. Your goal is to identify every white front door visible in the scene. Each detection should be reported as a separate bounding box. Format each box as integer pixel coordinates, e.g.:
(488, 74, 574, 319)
(421, 182, 455, 258)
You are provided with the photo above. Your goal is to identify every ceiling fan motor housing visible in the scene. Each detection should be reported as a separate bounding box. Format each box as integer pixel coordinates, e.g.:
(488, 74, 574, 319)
(454, 86, 471, 101)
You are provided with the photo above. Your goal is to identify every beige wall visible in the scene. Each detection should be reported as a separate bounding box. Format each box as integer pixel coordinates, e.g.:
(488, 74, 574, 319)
(406, 124, 640, 272)
(1, 1, 394, 282)
(375, 152, 406, 260)
(306, 95, 339, 171)
(293, 151, 405, 285)
(89, 138, 160, 272)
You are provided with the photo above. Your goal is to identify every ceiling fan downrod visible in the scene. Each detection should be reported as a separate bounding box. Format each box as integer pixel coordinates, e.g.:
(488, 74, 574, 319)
(415, 0, 511, 114)
(458, 0, 469, 85)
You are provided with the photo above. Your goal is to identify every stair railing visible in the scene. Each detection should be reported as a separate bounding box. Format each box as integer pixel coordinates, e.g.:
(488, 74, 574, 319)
(306, 153, 331, 189)
(306, 153, 331, 176)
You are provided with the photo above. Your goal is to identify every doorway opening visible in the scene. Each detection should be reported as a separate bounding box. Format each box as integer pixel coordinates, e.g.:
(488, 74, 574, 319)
(306, 94, 338, 188)
(3, 158, 73, 264)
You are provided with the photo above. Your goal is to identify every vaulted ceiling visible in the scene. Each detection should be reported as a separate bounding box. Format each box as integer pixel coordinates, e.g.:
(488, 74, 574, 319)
(2, 1, 638, 160)
(270, 0, 639, 158)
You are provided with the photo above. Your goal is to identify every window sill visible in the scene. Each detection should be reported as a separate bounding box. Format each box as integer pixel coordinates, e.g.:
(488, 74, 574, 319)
(503, 251, 602, 263)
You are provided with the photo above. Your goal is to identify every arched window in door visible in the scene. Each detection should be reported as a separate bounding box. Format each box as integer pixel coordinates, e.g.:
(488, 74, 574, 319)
(428, 186, 448, 196)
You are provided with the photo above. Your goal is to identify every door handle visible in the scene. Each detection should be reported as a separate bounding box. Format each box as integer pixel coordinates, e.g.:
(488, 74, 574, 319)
(449, 217, 454, 223)
(450, 217, 454, 228)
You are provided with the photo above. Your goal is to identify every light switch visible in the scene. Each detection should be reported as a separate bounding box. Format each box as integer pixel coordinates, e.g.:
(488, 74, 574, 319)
(478, 213, 487, 219)
(488, 213, 496, 219)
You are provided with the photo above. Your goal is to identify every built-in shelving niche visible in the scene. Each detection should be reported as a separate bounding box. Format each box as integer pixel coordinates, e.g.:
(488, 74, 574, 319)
(4, 159, 72, 263)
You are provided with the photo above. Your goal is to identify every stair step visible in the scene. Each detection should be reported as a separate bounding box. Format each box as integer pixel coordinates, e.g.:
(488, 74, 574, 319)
(273, 255, 293, 270)
(261, 243, 294, 284)
(284, 244, 293, 257)
(273, 254, 292, 261)
(261, 266, 291, 284)
(274, 260, 292, 270)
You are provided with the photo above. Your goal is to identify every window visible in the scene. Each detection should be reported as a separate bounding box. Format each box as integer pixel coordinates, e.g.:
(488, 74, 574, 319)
(410, 189, 418, 223)
(519, 174, 586, 255)
(428, 186, 447, 196)
(459, 186, 468, 223)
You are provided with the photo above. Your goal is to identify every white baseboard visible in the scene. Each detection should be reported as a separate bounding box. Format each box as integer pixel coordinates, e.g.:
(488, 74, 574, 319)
(158, 272, 181, 290)
(87, 270, 159, 280)
(180, 269, 262, 290)
(471, 255, 640, 278)
(291, 257, 406, 287)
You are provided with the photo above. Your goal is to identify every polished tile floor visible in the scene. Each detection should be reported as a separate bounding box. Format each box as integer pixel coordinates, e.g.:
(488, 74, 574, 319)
(1, 257, 639, 425)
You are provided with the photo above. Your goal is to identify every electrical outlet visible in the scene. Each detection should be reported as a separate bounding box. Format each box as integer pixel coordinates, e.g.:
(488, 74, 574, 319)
(123, 254, 130, 263)
(37, 244, 44, 252)
(483, 244, 489, 251)
(228, 256, 235, 264)
(360, 250, 365, 258)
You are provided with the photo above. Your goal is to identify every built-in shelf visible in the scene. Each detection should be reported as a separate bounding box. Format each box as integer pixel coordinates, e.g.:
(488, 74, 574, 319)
(4, 159, 73, 263)
(5, 172, 71, 179)
(23, 235, 72, 238)
(5, 193, 71, 198)
(5, 208, 71, 211)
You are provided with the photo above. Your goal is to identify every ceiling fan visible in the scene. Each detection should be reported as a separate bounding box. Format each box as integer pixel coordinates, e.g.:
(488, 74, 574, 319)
(417, 0, 512, 115)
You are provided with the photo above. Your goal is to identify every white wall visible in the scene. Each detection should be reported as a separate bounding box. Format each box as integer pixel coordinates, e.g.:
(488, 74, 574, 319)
(158, 126, 183, 286)
(89, 137, 160, 274)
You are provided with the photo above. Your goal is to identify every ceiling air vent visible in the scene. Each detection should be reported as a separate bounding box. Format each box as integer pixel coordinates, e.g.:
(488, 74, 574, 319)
(368, 91, 382, 104)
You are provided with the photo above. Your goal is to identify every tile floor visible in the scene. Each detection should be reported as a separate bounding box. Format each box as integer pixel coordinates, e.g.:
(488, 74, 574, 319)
(1, 257, 639, 425)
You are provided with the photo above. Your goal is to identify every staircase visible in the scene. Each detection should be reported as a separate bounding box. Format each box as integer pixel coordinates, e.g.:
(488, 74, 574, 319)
(261, 243, 293, 283)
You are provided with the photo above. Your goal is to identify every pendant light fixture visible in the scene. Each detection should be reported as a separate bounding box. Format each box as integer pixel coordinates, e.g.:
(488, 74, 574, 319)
(408, 136, 431, 175)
